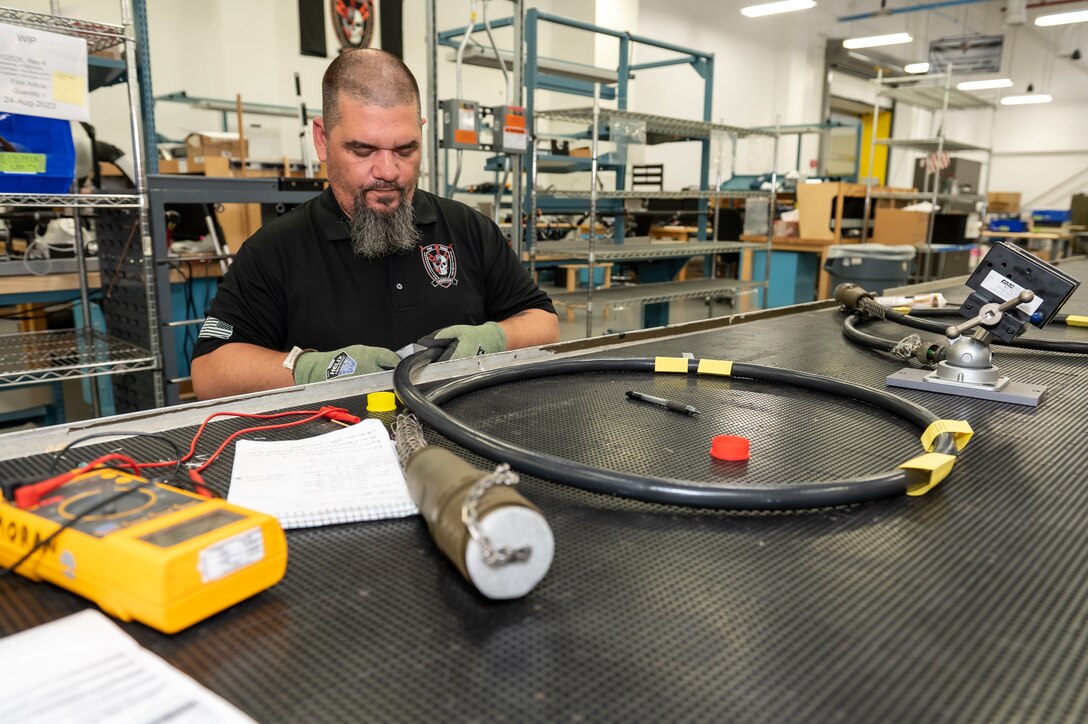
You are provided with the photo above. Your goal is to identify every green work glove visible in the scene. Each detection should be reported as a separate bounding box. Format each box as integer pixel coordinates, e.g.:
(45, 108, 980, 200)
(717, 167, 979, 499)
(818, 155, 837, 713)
(417, 322, 507, 361)
(293, 345, 400, 384)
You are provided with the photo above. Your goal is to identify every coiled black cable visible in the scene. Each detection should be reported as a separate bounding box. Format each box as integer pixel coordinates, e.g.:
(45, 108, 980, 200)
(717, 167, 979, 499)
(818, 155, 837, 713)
(876, 306, 1088, 355)
(393, 348, 960, 511)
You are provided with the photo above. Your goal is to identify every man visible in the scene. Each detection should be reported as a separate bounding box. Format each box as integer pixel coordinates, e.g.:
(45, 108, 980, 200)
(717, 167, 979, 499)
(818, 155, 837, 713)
(191, 49, 559, 400)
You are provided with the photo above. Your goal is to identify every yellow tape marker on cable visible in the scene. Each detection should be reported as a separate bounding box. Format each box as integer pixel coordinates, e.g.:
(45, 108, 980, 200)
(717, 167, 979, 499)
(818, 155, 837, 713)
(893, 306, 912, 314)
(697, 359, 734, 377)
(900, 452, 957, 496)
(921, 419, 974, 452)
(1067, 315, 1088, 328)
(655, 356, 690, 373)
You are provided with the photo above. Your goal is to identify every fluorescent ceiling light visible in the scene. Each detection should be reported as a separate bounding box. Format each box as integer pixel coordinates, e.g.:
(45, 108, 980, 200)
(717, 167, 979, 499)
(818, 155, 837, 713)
(956, 78, 1014, 90)
(1034, 9, 1088, 26)
(904, 62, 930, 74)
(741, 0, 816, 17)
(842, 33, 913, 49)
(1001, 93, 1053, 105)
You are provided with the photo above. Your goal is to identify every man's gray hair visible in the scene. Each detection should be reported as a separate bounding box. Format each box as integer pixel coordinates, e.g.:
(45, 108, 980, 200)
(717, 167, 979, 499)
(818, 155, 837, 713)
(321, 48, 421, 128)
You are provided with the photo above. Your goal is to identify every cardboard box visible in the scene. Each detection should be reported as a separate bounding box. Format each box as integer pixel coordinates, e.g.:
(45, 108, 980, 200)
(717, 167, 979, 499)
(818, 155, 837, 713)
(987, 191, 1021, 213)
(872, 207, 929, 246)
(185, 132, 247, 161)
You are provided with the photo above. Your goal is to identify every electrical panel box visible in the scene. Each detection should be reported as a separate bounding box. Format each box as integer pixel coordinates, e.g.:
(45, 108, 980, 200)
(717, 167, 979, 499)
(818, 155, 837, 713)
(491, 105, 527, 155)
(441, 99, 481, 150)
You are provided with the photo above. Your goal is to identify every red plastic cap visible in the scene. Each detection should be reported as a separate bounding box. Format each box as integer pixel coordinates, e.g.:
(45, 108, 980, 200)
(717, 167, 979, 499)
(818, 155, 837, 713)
(710, 435, 750, 461)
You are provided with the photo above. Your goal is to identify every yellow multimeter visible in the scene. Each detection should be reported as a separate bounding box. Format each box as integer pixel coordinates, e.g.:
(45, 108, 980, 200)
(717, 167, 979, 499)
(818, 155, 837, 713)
(0, 468, 287, 634)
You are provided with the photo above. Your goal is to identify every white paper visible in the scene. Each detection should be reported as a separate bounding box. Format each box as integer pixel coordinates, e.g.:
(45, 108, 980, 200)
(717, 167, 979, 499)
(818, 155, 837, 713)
(0, 23, 90, 122)
(0, 610, 253, 723)
(980, 269, 1045, 316)
(227, 418, 418, 528)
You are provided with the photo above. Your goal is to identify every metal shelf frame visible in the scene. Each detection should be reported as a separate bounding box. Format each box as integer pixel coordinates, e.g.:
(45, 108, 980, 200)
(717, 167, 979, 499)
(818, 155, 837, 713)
(862, 67, 996, 280)
(146, 175, 324, 405)
(534, 108, 775, 142)
(0, 1, 163, 413)
(0, 6, 127, 52)
(0, 193, 142, 209)
(876, 137, 990, 154)
(533, 239, 765, 261)
(0, 329, 156, 388)
(514, 10, 776, 337)
(549, 278, 764, 312)
(538, 189, 771, 201)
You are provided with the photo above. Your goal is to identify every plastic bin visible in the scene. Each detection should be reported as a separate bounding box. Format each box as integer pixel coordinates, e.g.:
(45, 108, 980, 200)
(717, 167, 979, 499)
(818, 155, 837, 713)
(824, 244, 916, 294)
(0, 113, 76, 193)
(988, 218, 1028, 233)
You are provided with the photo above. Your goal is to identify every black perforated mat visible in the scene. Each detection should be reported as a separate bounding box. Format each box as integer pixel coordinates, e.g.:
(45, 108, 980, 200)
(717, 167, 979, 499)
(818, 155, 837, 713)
(2, 263, 1087, 722)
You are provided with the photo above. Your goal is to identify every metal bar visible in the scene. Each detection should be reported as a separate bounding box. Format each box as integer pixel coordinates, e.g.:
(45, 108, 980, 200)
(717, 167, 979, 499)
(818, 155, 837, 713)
(524, 8, 539, 258)
(861, 68, 883, 245)
(922, 66, 954, 283)
(629, 57, 696, 72)
(586, 82, 600, 339)
(69, 189, 100, 417)
(122, 0, 165, 408)
(697, 54, 714, 242)
(145, 175, 322, 204)
(165, 319, 205, 328)
(613, 33, 629, 244)
(510, 0, 524, 258)
(532, 11, 626, 39)
(625, 31, 711, 60)
(437, 15, 514, 42)
(838, 0, 992, 22)
(426, 0, 440, 194)
(763, 124, 779, 309)
(132, 0, 157, 173)
(537, 74, 618, 100)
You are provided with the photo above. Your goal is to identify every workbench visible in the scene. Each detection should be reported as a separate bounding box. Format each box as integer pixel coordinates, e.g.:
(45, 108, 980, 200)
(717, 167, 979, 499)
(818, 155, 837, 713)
(1, 259, 1086, 721)
(740, 234, 838, 300)
(978, 229, 1079, 261)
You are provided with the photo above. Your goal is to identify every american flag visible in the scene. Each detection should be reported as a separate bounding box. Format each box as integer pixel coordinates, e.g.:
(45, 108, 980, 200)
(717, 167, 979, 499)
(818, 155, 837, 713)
(198, 317, 234, 340)
(925, 151, 951, 173)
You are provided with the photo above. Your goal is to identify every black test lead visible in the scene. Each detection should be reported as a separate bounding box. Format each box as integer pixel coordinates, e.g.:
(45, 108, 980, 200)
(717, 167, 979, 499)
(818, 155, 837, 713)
(626, 390, 700, 416)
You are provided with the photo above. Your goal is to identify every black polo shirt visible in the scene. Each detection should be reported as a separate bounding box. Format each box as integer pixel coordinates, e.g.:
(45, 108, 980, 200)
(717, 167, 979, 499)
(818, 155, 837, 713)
(192, 188, 555, 359)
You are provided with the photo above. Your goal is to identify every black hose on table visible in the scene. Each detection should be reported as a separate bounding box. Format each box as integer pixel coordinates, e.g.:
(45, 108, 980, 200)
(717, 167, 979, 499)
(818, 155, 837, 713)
(834, 283, 1088, 356)
(393, 349, 959, 511)
(842, 311, 905, 354)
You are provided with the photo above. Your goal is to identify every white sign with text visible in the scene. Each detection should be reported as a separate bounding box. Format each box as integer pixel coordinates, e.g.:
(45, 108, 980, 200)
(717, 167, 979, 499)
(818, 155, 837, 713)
(0, 22, 90, 122)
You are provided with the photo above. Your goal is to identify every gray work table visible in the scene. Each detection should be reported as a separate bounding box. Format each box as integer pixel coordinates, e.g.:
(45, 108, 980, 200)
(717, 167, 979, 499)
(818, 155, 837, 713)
(1, 259, 1086, 722)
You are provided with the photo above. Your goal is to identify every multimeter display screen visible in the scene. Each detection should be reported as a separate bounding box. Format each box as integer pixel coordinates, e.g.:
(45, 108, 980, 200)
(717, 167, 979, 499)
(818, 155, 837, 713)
(139, 509, 245, 548)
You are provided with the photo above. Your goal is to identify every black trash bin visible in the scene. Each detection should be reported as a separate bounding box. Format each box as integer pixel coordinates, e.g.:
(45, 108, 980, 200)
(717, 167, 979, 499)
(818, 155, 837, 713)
(825, 244, 917, 294)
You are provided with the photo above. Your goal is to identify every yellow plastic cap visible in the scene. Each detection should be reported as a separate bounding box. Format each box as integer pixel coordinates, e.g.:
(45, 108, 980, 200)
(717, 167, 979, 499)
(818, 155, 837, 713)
(366, 391, 397, 413)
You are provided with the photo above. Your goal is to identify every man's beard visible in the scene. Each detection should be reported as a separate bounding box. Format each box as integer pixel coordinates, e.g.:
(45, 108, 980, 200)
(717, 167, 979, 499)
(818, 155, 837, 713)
(347, 183, 423, 259)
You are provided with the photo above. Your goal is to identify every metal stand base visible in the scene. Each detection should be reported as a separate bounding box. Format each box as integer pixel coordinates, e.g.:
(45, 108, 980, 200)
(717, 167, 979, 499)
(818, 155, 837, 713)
(886, 367, 1047, 407)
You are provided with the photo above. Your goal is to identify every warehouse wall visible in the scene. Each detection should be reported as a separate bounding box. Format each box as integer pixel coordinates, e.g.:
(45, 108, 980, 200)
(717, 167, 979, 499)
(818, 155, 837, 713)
(9, 0, 596, 194)
(7, 0, 1086, 212)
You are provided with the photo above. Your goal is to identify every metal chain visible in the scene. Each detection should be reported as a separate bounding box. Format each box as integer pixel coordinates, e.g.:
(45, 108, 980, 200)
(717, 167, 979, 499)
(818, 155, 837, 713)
(462, 463, 532, 567)
(392, 414, 428, 469)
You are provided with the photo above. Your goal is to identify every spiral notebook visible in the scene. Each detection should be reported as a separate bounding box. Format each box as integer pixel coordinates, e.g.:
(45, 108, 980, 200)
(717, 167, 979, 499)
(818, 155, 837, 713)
(227, 418, 418, 529)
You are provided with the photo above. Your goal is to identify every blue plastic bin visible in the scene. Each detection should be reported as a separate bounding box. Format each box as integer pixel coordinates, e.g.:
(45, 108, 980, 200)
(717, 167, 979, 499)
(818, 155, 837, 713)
(988, 218, 1028, 233)
(1031, 209, 1071, 227)
(0, 113, 76, 193)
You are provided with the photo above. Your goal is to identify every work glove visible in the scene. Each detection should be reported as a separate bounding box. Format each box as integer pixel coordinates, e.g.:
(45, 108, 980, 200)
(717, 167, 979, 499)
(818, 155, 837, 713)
(417, 322, 507, 361)
(293, 345, 400, 384)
